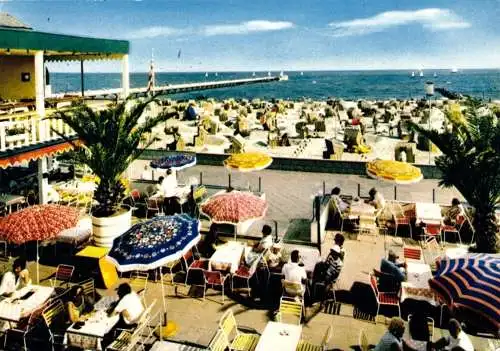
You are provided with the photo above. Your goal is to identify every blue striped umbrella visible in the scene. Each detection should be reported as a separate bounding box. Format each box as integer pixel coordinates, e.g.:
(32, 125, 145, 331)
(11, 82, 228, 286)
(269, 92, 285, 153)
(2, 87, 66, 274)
(106, 214, 200, 272)
(150, 152, 196, 171)
(429, 254, 500, 327)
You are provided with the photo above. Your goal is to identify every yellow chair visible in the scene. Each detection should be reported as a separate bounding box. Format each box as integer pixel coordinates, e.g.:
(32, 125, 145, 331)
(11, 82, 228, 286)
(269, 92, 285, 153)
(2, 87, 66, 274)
(130, 271, 149, 301)
(219, 309, 260, 351)
(208, 330, 230, 351)
(276, 297, 302, 325)
(296, 325, 332, 351)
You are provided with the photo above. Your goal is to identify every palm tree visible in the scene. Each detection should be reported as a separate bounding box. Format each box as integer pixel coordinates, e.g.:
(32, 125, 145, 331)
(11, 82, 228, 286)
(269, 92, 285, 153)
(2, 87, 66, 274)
(51, 96, 175, 217)
(410, 98, 500, 253)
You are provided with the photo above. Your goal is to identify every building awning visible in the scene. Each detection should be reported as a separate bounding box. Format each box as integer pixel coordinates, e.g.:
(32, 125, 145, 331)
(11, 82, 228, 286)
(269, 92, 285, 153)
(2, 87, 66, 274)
(0, 28, 129, 61)
(0, 139, 78, 169)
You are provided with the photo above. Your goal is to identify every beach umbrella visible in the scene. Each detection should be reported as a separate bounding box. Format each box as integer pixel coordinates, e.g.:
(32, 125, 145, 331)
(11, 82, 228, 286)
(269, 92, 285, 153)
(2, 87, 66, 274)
(366, 159, 423, 185)
(223, 151, 273, 173)
(0, 204, 80, 282)
(200, 191, 268, 225)
(150, 152, 197, 171)
(106, 214, 200, 339)
(428, 255, 500, 328)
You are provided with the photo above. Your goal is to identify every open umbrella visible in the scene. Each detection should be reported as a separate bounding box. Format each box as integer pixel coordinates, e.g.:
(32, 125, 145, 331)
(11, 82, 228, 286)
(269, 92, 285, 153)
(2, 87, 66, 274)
(366, 159, 423, 184)
(429, 254, 500, 328)
(200, 191, 268, 224)
(223, 152, 272, 172)
(150, 152, 197, 171)
(0, 204, 80, 282)
(106, 214, 200, 339)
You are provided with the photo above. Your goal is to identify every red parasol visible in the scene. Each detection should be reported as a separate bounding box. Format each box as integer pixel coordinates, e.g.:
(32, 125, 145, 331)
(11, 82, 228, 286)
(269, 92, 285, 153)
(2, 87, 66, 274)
(0, 204, 80, 244)
(200, 191, 268, 224)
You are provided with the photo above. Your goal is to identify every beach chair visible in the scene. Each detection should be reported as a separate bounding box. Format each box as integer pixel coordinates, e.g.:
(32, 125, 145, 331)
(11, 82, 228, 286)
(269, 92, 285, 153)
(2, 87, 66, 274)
(296, 325, 332, 351)
(369, 273, 400, 322)
(218, 309, 260, 351)
(276, 297, 303, 325)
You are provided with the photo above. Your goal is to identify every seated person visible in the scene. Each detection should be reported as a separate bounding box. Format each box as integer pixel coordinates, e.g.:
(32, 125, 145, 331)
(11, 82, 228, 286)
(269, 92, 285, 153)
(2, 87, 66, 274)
(443, 198, 464, 226)
(265, 242, 283, 269)
(154, 176, 164, 196)
(199, 225, 224, 258)
(374, 317, 418, 351)
(430, 319, 473, 351)
(108, 283, 145, 330)
(324, 245, 343, 285)
(281, 250, 307, 295)
(47, 183, 60, 204)
(367, 187, 386, 212)
(334, 233, 346, 261)
(331, 187, 350, 212)
(380, 250, 406, 290)
(0, 258, 31, 298)
(67, 285, 93, 323)
(244, 225, 273, 266)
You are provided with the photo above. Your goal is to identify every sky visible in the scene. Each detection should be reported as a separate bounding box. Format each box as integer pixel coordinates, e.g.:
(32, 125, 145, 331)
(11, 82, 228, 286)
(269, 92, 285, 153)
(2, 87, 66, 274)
(1, 0, 500, 72)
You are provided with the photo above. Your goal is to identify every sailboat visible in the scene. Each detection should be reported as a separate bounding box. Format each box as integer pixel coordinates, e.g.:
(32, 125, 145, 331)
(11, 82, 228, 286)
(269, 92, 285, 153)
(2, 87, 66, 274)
(205, 72, 208, 78)
(451, 67, 458, 73)
(300, 71, 304, 76)
(419, 70, 424, 77)
(215, 72, 218, 77)
(252, 72, 256, 77)
(411, 71, 415, 78)
(433, 72, 437, 77)
(267, 71, 271, 77)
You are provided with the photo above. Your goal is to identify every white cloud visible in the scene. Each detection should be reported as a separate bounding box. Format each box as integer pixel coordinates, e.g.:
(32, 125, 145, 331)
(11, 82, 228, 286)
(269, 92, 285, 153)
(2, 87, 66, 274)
(328, 8, 470, 37)
(204, 20, 294, 36)
(128, 26, 190, 39)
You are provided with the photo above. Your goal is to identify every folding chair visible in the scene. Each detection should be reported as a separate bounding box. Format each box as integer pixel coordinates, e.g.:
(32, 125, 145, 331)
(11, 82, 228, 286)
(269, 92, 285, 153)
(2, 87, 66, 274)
(202, 269, 230, 303)
(422, 223, 443, 247)
(231, 253, 260, 297)
(218, 309, 260, 351)
(183, 249, 208, 286)
(41, 299, 67, 351)
(208, 330, 230, 351)
(50, 264, 74, 288)
(145, 196, 162, 219)
(130, 271, 149, 299)
(276, 297, 303, 325)
(403, 244, 423, 262)
(78, 278, 95, 302)
(442, 215, 466, 245)
(407, 314, 435, 342)
(4, 301, 48, 351)
(296, 325, 332, 351)
(369, 273, 400, 322)
(389, 201, 413, 238)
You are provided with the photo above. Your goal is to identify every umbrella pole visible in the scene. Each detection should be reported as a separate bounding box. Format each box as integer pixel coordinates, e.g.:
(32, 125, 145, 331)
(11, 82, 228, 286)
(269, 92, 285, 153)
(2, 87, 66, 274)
(37, 240, 40, 284)
(155, 267, 177, 339)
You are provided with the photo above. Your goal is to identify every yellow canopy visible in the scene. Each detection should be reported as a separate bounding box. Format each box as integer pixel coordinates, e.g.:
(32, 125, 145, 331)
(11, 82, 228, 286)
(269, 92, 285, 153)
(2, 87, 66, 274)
(223, 151, 273, 172)
(366, 159, 423, 184)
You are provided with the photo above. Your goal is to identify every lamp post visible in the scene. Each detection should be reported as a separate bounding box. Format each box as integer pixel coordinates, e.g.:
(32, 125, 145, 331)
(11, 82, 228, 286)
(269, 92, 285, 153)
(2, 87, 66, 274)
(425, 81, 434, 164)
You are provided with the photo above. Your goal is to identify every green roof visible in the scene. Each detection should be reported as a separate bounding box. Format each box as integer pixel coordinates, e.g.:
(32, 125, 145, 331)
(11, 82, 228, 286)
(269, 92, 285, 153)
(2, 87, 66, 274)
(0, 27, 129, 61)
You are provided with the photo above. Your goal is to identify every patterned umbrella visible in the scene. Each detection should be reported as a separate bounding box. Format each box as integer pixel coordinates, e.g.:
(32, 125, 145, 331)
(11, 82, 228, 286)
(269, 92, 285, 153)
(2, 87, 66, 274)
(200, 191, 268, 224)
(106, 214, 200, 272)
(366, 159, 423, 184)
(429, 254, 500, 327)
(224, 152, 273, 172)
(0, 204, 80, 244)
(150, 152, 196, 171)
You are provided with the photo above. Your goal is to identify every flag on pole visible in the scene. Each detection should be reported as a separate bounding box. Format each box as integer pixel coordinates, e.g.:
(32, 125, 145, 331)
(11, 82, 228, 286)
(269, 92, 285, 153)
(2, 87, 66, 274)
(146, 57, 155, 95)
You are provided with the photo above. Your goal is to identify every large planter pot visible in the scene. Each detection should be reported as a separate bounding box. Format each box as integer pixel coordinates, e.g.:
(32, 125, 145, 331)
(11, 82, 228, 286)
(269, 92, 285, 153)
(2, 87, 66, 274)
(92, 207, 132, 248)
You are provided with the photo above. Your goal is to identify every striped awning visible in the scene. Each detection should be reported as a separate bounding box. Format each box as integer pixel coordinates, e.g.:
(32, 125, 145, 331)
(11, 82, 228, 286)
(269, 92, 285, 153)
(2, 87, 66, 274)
(0, 141, 76, 169)
(429, 254, 500, 327)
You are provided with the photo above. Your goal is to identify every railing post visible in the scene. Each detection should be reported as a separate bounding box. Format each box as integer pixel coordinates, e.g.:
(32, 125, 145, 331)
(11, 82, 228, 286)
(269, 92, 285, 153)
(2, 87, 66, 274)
(228, 174, 231, 188)
(394, 185, 397, 200)
(323, 181, 326, 196)
(31, 118, 37, 144)
(357, 183, 361, 197)
(432, 189, 436, 203)
(199, 172, 203, 185)
(258, 177, 262, 193)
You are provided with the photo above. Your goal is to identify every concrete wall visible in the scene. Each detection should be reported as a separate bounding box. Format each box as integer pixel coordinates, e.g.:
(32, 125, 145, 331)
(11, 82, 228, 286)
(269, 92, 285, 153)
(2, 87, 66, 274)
(138, 149, 443, 179)
(0, 55, 35, 100)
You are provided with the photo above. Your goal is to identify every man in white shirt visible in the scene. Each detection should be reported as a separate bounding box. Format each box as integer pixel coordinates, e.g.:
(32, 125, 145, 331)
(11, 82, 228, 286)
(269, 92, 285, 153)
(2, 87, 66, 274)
(161, 168, 180, 215)
(282, 250, 308, 297)
(0, 259, 25, 298)
(432, 319, 474, 351)
(110, 283, 145, 329)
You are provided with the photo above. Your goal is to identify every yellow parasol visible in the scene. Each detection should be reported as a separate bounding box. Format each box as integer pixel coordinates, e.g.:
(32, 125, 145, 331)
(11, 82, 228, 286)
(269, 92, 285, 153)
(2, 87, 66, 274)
(223, 151, 273, 172)
(366, 159, 423, 185)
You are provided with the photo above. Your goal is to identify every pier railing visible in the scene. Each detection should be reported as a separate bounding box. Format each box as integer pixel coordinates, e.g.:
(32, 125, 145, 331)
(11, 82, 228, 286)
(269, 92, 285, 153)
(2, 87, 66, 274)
(0, 113, 76, 152)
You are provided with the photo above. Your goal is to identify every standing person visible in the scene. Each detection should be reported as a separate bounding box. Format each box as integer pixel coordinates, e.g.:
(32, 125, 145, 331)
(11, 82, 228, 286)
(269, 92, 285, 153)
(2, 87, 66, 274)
(374, 317, 418, 351)
(430, 319, 474, 351)
(161, 168, 180, 215)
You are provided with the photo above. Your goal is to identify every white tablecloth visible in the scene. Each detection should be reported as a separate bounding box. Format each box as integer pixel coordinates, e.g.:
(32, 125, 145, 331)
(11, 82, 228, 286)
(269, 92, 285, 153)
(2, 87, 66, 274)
(255, 322, 302, 351)
(401, 262, 436, 305)
(0, 285, 54, 322)
(348, 201, 375, 217)
(65, 295, 119, 351)
(444, 247, 468, 259)
(150, 340, 207, 351)
(209, 241, 245, 273)
(415, 203, 442, 225)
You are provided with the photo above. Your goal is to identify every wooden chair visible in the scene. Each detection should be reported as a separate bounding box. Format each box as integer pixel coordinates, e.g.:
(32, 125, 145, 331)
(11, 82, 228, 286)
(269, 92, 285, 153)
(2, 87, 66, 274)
(296, 325, 332, 351)
(369, 273, 400, 322)
(50, 264, 74, 288)
(202, 269, 230, 303)
(218, 309, 260, 351)
(276, 297, 303, 325)
(208, 330, 230, 351)
(41, 299, 67, 351)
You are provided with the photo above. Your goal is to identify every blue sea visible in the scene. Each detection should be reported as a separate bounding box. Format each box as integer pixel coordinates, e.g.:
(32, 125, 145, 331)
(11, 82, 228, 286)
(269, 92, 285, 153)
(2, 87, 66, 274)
(50, 69, 500, 101)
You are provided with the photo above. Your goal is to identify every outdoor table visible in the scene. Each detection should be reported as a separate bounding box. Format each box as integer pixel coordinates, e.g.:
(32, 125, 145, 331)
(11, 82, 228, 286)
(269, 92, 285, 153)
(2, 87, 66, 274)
(65, 295, 119, 351)
(255, 321, 302, 351)
(348, 200, 375, 217)
(209, 241, 245, 273)
(0, 285, 54, 323)
(150, 340, 207, 351)
(401, 261, 436, 305)
(414, 202, 442, 225)
(56, 217, 92, 246)
(0, 194, 25, 213)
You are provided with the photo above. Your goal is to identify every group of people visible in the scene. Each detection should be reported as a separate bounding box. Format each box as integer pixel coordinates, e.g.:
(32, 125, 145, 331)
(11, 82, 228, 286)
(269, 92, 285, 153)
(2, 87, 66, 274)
(151, 168, 182, 215)
(331, 186, 386, 215)
(375, 317, 473, 351)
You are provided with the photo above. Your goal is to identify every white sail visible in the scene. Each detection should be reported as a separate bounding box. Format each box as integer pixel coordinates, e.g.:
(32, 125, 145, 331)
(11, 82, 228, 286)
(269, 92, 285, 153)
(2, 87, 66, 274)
(451, 67, 458, 73)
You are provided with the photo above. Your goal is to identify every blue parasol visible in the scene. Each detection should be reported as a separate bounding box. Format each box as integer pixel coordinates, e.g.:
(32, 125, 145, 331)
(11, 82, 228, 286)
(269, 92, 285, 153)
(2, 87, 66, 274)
(429, 254, 500, 328)
(150, 152, 196, 171)
(106, 214, 200, 272)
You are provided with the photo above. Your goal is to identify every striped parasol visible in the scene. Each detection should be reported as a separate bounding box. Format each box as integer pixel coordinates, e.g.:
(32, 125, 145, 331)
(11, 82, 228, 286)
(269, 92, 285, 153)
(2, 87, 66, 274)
(429, 254, 500, 327)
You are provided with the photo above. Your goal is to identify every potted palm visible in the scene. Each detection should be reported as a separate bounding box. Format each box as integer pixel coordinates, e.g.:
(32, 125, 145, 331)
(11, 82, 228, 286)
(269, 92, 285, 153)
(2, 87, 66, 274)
(51, 97, 174, 247)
